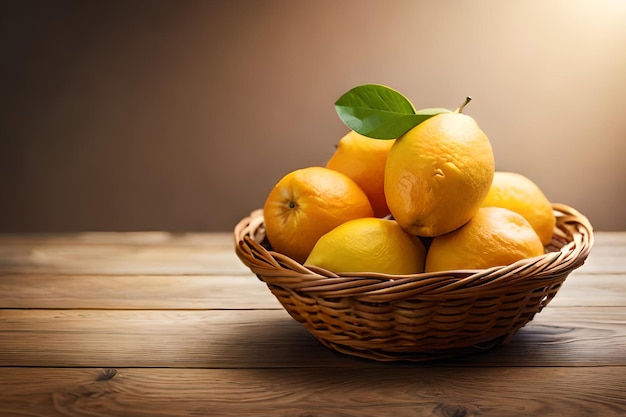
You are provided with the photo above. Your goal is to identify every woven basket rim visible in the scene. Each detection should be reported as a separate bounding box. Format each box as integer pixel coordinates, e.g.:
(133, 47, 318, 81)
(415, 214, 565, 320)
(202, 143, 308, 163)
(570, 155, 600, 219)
(234, 203, 594, 301)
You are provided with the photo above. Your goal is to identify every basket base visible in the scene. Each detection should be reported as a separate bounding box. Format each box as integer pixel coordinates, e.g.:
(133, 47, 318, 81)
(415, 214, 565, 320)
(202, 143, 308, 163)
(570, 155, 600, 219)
(317, 334, 509, 362)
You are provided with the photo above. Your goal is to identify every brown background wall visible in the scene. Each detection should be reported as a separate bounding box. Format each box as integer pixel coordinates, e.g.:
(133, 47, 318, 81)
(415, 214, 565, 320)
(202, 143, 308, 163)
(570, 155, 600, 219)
(1, 0, 625, 232)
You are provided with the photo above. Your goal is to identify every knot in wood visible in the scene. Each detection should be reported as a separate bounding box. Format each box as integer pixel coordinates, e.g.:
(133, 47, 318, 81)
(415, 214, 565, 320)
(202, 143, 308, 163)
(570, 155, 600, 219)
(434, 403, 470, 417)
(96, 368, 118, 381)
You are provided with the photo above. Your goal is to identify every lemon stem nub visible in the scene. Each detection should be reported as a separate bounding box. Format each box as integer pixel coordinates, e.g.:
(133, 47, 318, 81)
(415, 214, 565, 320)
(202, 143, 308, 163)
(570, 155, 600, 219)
(456, 96, 472, 113)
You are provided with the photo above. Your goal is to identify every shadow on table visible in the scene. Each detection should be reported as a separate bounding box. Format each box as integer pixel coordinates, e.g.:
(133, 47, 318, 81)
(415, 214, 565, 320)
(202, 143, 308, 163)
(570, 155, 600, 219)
(215, 308, 614, 369)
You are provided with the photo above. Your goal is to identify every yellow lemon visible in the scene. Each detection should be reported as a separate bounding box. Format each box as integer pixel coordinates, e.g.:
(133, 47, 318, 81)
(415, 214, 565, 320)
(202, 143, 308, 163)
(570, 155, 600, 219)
(305, 217, 426, 274)
(384, 112, 495, 237)
(425, 207, 545, 272)
(326, 130, 395, 218)
(481, 171, 556, 245)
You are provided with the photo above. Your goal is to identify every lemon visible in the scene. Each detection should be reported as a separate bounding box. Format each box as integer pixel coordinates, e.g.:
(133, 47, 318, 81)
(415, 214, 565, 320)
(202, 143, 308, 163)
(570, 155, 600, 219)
(384, 112, 495, 237)
(326, 130, 394, 218)
(481, 171, 556, 245)
(425, 207, 545, 272)
(305, 217, 426, 274)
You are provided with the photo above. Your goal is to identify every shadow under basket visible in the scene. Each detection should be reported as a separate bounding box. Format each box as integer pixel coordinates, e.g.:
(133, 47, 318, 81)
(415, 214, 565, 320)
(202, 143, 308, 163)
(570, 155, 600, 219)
(234, 203, 594, 362)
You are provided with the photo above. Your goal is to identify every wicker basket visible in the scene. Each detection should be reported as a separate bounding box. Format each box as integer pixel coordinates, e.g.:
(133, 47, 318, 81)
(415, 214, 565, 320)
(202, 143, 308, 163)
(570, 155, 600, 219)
(234, 203, 593, 362)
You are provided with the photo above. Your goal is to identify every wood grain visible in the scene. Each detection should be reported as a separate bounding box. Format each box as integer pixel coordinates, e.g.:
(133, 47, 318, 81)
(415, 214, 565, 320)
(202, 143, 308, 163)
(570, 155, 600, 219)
(0, 274, 282, 309)
(0, 367, 624, 417)
(0, 232, 235, 246)
(576, 231, 626, 274)
(549, 273, 626, 307)
(0, 241, 249, 275)
(0, 307, 624, 368)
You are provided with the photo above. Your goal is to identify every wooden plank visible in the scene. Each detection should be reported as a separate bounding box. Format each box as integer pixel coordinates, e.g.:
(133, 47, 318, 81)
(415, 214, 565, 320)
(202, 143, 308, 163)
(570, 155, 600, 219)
(0, 232, 236, 246)
(548, 273, 626, 307)
(0, 274, 281, 310)
(579, 249, 626, 274)
(0, 307, 624, 368)
(0, 366, 624, 417)
(573, 231, 626, 273)
(0, 243, 250, 275)
(0, 272, 623, 310)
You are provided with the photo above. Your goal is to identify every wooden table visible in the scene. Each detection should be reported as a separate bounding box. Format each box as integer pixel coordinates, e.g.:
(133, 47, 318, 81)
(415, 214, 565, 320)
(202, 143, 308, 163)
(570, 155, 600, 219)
(0, 231, 624, 416)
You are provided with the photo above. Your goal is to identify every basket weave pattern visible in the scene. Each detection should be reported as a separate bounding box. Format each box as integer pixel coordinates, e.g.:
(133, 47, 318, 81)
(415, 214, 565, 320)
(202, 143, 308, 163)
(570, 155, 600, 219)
(234, 203, 593, 361)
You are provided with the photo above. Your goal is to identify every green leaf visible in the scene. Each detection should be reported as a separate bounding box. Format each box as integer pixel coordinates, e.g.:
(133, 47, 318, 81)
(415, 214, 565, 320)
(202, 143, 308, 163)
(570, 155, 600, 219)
(334, 84, 446, 139)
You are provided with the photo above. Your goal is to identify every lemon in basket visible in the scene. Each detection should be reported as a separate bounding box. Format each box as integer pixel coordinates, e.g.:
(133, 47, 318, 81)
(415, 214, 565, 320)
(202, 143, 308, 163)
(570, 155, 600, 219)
(480, 171, 556, 245)
(325, 130, 394, 218)
(263, 166, 374, 263)
(384, 111, 495, 237)
(305, 217, 426, 274)
(425, 206, 545, 272)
